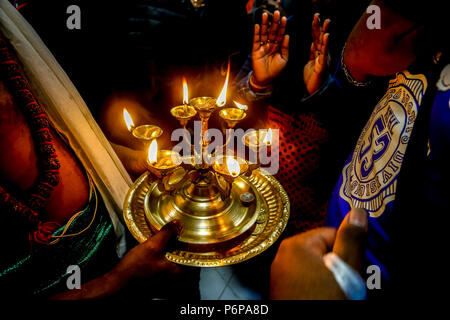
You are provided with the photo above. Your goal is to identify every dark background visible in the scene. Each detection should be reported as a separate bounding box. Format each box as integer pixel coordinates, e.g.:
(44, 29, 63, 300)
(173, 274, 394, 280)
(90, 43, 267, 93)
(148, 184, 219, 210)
(15, 0, 368, 118)
(17, 0, 251, 117)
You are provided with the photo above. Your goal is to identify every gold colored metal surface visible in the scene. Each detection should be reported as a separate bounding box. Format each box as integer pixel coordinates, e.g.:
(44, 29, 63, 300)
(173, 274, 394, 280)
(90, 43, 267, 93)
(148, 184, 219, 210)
(145, 173, 258, 244)
(190, 96, 217, 111)
(148, 150, 182, 171)
(189, 97, 217, 146)
(212, 156, 249, 178)
(219, 108, 247, 129)
(242, 129, 271, 148)
(132, 124, 163, 141)
(170, 105, 197, 127)
(123, 169, 290, 267)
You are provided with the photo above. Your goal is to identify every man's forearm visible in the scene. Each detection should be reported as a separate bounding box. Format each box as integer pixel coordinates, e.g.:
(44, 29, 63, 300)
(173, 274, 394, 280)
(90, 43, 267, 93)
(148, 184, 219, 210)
(50, 268, 129, 300)
(110, 141, 147, 176)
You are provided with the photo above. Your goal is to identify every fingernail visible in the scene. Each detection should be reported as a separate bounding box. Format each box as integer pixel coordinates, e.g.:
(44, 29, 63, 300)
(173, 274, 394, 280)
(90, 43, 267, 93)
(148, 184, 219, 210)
(349, 208, 368, 228)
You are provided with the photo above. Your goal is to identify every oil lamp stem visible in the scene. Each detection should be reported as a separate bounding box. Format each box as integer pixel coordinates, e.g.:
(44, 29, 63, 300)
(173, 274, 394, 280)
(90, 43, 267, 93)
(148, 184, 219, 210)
(201, 116, 209, 147)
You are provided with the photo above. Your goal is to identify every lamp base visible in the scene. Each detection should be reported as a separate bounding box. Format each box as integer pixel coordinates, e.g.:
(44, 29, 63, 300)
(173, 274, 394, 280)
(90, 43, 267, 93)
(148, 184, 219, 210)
(145, 174, 258, 245)
(124, 169, 290, 267)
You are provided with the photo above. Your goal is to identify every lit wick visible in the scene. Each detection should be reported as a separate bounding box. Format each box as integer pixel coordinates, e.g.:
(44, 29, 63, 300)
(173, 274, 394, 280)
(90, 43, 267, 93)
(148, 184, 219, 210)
(216, 60, 230, 107)
(263, 128, 272, 146)
(123, 108, 135, 132)
(182, 77, 189, 113)
(171, 78, 197, 128)
(147, 139, 181, 171)
(123, 107, 163, 143)
(148, 139, 158, 165)
(233, 101, 248, 118)
(226, 157, 241, 178)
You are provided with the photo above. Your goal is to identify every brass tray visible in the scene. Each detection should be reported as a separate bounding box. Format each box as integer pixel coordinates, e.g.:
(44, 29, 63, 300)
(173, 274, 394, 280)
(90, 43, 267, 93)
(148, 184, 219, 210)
(123, 169, 290, 267)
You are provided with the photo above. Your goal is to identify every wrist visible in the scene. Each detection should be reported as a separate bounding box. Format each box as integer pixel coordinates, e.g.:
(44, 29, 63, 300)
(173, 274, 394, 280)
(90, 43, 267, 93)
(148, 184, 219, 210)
(341, 43, 372, 87)
(250, 72, 272, 92)
(323, 252, 367, 300)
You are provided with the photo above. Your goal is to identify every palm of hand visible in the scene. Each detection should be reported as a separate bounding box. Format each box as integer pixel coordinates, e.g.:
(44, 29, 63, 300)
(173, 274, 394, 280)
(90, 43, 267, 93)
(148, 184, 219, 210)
(252, 45, 288, 84)
(304, 14, 331, 94)
(251, 11, 289, 86)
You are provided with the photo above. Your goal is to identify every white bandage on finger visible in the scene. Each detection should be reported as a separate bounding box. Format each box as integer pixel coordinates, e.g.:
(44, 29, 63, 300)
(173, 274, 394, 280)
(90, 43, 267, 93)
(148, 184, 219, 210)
(323, 252, 367, 300)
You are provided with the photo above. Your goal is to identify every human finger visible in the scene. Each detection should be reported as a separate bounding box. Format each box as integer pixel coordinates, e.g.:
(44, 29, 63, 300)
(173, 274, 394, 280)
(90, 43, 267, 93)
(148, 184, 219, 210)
(319, 33, 330, 66)
(322, 18, 331, 34)
(147, 220, 183, 251)
(332, 208, 368, 271)
(309, 42, 316, 60)
(268, 10, 281, 43)
(312, 13, 321, 43)
(303, 227, 337, 255)
(275, 16, 287, 45)
(280, 34, 289, 60)
(317, 29, 324, 55)
(260, 12, 269, 44)
(253, 24, 261, 51)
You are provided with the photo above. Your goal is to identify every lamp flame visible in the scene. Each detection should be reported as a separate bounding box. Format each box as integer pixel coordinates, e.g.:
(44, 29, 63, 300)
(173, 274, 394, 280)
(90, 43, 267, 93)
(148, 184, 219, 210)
(183, 77, 189, 105)
(263, 128, 272, 145)
(217, 60, 230, 107)
(123, 108, 135, 132)
(233, 101, 248, 111)
(148, 140, 158, 165)
(226, 157, 240, 178)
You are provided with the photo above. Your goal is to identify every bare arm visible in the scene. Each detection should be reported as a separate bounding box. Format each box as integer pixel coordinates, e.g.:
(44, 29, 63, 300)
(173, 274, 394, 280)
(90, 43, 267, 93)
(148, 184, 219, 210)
(50, 221, 182, 300)
(344, 0, 423, 82)
(50, 268, 128, 300)
(110, 141, 148, 176)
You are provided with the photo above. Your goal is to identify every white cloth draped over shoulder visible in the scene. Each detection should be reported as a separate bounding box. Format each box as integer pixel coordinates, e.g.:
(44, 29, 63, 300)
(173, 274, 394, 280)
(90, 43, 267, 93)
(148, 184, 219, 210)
(0, 0, 132, 255)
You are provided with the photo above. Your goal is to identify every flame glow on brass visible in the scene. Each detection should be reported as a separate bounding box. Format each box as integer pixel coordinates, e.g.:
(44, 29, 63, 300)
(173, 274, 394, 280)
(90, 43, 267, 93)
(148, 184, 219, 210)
(148, 139, 158, 164)
(183, 77, 189, 106)
(216, 60, 230, 107)
(123, 108, 135, 131)
(226, 157, 240, 177)
(263, 128, 272, 145)
(233, 101, 248, 111)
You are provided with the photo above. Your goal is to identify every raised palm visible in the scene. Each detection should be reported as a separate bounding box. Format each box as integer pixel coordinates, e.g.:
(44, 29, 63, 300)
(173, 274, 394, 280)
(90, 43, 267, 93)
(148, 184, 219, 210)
(304, 13, 331, 94)
(252, 11, 289, 86)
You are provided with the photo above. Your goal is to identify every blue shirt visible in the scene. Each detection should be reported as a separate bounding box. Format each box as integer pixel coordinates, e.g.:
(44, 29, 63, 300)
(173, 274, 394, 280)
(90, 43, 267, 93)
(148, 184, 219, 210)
(326, 70, 429, 282)
(427, 65, 450, 213)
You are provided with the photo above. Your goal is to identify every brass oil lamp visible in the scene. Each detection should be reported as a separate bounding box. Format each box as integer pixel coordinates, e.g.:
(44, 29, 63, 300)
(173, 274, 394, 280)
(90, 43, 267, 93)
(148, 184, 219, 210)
(123, 66, 289, 266)
(123, 108, 163, 148)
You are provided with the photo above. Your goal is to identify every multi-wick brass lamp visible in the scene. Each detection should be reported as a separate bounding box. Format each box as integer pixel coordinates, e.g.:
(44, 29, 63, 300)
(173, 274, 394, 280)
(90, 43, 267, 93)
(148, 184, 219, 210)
(123, 72, 290, 267)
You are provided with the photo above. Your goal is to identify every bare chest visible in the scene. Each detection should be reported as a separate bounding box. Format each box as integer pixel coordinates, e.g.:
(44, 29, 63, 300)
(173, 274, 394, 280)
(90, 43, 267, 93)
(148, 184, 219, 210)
(0, 80, 89, 224)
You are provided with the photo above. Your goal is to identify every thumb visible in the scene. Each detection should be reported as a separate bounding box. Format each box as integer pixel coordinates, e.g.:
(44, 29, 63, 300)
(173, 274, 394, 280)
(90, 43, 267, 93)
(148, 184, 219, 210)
(148, 220, 183, 251)
(332, 208, 368, 272)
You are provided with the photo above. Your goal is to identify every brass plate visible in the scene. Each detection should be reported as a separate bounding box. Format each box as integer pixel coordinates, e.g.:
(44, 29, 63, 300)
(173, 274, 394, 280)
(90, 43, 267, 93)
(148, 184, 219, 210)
(123, 169, 290, 267)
